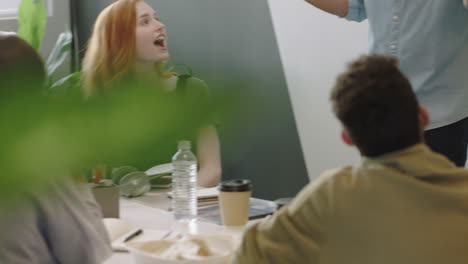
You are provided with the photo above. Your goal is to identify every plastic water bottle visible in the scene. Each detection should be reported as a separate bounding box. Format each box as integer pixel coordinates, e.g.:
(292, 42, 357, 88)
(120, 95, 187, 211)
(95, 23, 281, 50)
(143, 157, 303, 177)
(171, 140, 197, 222)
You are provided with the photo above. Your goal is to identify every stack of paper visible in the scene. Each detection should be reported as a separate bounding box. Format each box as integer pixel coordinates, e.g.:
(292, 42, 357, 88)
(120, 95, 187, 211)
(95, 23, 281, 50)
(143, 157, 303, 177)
(196, 187, 219, 207)
(168, 187, 220, 208)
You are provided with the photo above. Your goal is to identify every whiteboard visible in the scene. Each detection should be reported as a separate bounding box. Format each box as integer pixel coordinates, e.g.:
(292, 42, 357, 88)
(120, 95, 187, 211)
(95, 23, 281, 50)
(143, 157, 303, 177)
(267, 0, 368, 179)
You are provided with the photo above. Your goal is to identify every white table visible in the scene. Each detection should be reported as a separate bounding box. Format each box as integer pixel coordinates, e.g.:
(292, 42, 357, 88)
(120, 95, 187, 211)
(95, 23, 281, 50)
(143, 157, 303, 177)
(103, 193, 248, 263)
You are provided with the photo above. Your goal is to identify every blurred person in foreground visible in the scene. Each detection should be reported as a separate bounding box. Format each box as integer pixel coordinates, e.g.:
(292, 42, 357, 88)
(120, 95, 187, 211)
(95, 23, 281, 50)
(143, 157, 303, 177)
(233, 55, 468, 264)
(82, 0, 221, 187)
(0, 34, 112, 264)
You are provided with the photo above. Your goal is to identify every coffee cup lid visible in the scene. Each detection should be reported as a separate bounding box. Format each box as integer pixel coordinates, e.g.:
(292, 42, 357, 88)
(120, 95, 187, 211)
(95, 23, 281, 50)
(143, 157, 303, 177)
(218, 179, 252, 192)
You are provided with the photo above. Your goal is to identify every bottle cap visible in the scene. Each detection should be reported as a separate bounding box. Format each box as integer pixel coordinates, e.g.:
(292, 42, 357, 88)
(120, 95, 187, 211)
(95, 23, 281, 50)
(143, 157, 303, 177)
(218, 179, 252, 192)
(178, 140, 191, 150)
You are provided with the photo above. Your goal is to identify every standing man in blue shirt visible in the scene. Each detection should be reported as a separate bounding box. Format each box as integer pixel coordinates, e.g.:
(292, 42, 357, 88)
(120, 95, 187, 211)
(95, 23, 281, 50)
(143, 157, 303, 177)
(305, 0, 468, 166)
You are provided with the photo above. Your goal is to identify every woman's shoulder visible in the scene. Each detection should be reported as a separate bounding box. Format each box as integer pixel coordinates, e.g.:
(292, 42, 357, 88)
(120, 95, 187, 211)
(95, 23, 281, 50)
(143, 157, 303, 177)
(176, 75, 209, 97)
(185, 76, 207, 87)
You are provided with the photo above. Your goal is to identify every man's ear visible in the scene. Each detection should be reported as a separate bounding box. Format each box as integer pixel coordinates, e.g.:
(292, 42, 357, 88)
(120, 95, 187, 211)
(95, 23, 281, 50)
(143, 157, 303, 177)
(341, 130, 354, 146)
(418, 105, 429, 128)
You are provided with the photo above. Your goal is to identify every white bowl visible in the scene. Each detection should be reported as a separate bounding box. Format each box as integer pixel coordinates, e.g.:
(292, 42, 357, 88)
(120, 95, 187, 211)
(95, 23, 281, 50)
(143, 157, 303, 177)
(127, 234, 236, 264)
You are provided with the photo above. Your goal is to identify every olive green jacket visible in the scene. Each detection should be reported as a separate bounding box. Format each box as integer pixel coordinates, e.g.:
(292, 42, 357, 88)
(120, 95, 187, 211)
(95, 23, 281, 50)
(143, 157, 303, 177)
(233, 144, 468, 264)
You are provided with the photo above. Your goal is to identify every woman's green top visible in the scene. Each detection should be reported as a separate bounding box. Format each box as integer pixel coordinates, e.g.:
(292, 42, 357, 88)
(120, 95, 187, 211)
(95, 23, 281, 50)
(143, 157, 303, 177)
(130, 75, 211, 171)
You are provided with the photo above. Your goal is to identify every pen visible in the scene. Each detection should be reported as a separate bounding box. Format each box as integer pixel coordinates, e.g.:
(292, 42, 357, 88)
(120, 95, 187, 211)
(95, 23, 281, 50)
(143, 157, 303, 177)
(123, 229, 143, 242)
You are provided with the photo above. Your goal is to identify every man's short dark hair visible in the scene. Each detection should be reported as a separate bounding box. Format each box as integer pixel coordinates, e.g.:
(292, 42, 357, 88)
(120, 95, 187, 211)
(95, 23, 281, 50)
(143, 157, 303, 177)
(330, 55, 420, 157)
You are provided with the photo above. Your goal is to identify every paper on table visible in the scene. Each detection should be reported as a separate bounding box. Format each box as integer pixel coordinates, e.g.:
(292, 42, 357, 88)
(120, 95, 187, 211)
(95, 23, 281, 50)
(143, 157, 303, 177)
(145, 163, 173, 176)
(103, 218, 168, 251)
(197, 188, 219, 200)
(167, 187, 219, 200)
(103, 218, 134, 242)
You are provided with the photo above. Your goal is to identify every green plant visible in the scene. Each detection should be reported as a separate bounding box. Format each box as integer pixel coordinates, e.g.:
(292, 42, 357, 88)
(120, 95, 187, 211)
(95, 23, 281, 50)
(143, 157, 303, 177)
(17, 0, 47, 51)
(17, 0, 75, 89)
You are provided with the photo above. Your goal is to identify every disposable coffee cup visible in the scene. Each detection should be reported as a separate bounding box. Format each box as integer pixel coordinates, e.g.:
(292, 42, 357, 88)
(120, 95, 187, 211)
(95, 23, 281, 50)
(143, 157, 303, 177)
(218, 179, 252, 226)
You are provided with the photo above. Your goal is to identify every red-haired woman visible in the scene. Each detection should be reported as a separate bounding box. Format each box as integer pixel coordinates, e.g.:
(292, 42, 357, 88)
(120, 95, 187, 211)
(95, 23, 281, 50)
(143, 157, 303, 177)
(82, 0, 221, 187)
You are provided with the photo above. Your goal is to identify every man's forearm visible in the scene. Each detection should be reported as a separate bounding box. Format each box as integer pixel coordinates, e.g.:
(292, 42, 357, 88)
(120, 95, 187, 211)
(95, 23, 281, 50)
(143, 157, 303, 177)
(464, 0, 468, 9)
(304, 0, 349, 17)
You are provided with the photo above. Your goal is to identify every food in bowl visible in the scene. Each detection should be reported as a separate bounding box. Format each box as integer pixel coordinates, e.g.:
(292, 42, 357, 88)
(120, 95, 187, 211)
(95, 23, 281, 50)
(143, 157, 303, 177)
(127, 234, 236, 264)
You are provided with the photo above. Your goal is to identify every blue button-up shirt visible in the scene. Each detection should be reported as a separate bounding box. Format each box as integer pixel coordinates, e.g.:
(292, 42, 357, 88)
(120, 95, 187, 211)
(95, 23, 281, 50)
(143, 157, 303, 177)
(346, 0, 468, 129)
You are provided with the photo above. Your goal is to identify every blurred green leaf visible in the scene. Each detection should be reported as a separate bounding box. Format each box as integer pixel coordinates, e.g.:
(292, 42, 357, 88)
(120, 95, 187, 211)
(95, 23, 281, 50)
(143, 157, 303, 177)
(48, 72, 82, 97)
(17, 0, 73, 88)
(0, 79, 247, 204)
(17, 0, 47, 51)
